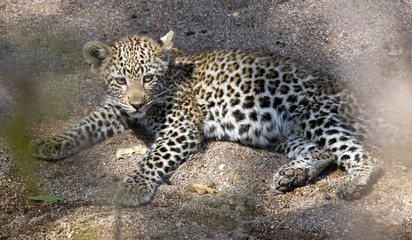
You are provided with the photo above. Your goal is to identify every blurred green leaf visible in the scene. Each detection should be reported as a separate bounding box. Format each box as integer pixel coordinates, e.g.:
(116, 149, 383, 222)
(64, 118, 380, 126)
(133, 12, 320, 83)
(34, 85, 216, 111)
(28, 195, 64, 202)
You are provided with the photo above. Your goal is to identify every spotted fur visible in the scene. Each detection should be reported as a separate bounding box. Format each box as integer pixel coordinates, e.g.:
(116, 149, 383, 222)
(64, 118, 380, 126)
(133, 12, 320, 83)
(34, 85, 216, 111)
(31, 31, 395, 207)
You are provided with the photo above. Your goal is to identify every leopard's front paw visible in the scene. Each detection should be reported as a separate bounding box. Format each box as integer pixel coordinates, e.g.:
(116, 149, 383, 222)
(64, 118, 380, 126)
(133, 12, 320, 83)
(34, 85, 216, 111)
(114, 175, 156, 207)
(29, 137, 75, 160)
(29, 138, 58, 160)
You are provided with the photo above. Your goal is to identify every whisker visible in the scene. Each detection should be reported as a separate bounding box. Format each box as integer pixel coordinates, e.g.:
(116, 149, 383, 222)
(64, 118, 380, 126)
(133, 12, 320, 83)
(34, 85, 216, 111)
(152, 88, 172, 98)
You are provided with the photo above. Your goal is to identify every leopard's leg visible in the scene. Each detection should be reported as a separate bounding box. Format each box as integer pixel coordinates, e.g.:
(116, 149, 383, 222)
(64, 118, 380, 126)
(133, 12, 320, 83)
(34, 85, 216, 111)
(273, 135, 334, 194)
(305, 116, 380, 199)
(30, 101, 128, 160)
(114, 117, 202, 207)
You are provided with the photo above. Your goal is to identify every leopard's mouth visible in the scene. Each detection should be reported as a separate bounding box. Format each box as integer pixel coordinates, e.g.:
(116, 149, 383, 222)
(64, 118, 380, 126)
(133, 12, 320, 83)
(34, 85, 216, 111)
(130, 104, 148, 118)
(118, 102, 143, 116)
(126, 107, 145, 115)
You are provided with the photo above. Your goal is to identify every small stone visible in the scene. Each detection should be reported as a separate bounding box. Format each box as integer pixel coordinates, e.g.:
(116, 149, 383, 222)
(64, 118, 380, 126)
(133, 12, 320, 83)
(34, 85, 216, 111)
(324, 193, 331, 200)
(185, 31, 195, 36)
(396, 164, 407, 172)
(232, 11, 240, 17)
(191, 184, 215, 195)
(384, 43, 404, 56)
(90, 181, 99, 187)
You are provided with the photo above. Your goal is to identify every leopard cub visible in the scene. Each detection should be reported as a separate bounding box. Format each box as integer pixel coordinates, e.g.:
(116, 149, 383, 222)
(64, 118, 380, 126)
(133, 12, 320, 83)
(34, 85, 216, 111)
(31, 31, 388, 207)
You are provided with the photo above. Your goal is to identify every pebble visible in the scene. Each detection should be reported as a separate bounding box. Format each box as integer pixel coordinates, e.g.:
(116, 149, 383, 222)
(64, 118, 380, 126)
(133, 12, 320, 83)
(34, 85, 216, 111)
(232, 11, 240, 17)
(185, 31, 195, 36)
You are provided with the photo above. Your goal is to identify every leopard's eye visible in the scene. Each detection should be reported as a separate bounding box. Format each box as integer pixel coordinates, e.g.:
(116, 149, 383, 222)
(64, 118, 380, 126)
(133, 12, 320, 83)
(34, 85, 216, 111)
(115, 78, 127, 85)
(142, 75, 154, 83)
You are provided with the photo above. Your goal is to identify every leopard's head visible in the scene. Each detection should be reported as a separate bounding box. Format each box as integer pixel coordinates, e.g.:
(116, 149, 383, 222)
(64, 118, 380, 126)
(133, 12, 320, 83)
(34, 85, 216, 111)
(83, 31, 174, 116)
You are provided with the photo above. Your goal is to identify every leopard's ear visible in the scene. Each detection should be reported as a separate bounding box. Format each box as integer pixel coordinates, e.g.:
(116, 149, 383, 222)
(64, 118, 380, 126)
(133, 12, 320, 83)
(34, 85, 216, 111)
(83, 41, 112, 74)
(160, 31, 174, 52)
(157, 31, 174, 63)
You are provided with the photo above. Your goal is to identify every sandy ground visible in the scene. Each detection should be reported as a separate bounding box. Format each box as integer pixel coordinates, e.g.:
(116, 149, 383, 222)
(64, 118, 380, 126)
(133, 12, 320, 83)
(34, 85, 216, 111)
(0, 0, 411, 239)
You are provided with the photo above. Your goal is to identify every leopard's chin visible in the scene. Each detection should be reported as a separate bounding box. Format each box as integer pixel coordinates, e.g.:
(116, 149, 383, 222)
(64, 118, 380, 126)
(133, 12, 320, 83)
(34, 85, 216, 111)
(131, 111, 146, 118)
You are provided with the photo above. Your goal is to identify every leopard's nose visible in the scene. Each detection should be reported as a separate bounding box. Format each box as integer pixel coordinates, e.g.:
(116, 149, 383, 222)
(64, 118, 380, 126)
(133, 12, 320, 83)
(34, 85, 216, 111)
(131, 103, 144, 110)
